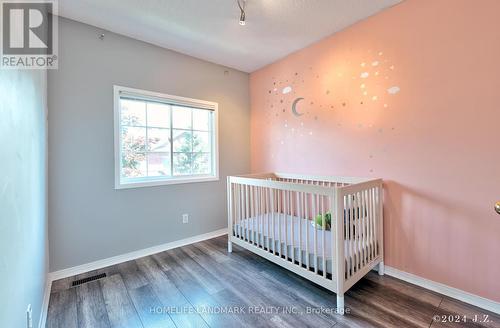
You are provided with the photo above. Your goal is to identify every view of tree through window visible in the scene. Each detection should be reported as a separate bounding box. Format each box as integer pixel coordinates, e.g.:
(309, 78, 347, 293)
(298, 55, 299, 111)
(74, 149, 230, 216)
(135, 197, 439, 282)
(119, 97, 213, 181)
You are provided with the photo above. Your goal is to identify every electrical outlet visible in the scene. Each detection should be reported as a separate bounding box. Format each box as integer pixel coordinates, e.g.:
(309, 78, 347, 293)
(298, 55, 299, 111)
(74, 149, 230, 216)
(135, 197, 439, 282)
(26, 304, 32, 328)
(182, 214, 189, 224)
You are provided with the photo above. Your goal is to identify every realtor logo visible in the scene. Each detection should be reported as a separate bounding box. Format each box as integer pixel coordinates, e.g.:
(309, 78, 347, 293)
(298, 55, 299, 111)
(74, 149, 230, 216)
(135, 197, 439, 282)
(1, 0, 58, 69)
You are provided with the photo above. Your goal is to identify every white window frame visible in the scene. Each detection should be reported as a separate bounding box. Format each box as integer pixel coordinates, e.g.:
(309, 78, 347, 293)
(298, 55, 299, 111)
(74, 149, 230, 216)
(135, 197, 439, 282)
(113, 85, 219, 189)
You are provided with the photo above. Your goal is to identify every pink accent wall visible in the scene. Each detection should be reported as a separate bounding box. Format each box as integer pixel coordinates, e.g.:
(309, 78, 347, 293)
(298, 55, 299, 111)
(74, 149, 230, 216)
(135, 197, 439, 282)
(250, 0, 500, 302)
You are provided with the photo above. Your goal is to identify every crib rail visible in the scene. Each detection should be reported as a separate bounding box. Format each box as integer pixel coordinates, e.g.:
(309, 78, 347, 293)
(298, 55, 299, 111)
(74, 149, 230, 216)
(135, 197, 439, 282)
(227, 173, 383, 298)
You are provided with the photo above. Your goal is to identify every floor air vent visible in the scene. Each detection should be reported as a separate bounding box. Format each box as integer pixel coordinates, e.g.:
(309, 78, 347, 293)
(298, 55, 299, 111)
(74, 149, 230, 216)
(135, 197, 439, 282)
(71, 273, 107, 287)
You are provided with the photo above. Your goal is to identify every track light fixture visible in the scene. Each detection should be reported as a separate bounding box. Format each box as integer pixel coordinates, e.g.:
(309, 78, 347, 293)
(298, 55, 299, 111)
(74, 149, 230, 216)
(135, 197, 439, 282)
(237, 0, 246, 26)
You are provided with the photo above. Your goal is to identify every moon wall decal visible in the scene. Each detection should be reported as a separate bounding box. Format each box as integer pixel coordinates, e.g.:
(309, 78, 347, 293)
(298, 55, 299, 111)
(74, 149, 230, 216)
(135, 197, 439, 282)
(292, 97, 305, 117)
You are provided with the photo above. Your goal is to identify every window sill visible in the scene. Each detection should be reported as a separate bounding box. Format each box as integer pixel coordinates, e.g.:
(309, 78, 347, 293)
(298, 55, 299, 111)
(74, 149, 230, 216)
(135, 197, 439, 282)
(115, 175, 219, 190)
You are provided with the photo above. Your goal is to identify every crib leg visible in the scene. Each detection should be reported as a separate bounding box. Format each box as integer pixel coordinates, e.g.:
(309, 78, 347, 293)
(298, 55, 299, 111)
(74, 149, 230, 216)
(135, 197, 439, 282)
(378, 261, 385, 276)
(228, 240, 233, 253)
(337, 294, 345, 315)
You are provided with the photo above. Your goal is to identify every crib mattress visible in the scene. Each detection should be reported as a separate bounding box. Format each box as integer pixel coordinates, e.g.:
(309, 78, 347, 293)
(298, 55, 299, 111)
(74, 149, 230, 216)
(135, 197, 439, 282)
(233, 213, 376, 274)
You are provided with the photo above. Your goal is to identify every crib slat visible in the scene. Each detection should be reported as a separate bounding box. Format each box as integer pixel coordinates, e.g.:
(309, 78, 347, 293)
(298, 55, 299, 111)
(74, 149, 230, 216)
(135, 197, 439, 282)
(241, 183, 244, 240)
(362, 190, 367, 264)
(288, 188, 295, 263)
(361, 189, 366, 264)
(254, 187, 260, 247)
(373, 188, 377, 258)
(348, 193, 354, 278)
(370, 188, 374, 260)
(251, 185, 255, 244)
(255, 186, 258, 246)
(350, 193, 355, 277)
(359, 191, 364, 267)
(239, 184, 243, 240)
(244, 185, 248, 241)
(282, 189, 286, 258)
(368, 188, 375, 259)
(365, 188, 370, 260)
(371, 188, 376, 257)
(354, 192, 360, 272)
(235, 183, 238, 239)
(254, 186, 258, 246)
(354, 192, 359, 273)
(342, 192, 346, 280)
(263, 186, 266, 248)
(249, 185, 253, 244)
(357, 192, 362, 269)
(248, 185, 252, 243)
(257, 186, 261, 247)
(321, 195, 326, 278)
(312, 193, 318, 274)
(346, 193, 351, 278)
(256, 186, 259, 246)
(367, 188, 372, 260)
(373, 187, 378, 257)
(278, 187, 282, 258)
(270, 187, 276, 255)
(371, 187, 377, 257)
(262, 186, 266, 249)
(233, 183, 236, 238)
(262, 186, 265, 248)
(235, 183, 239, 239)
(305, 192, 310, 270)
(255, 186, 259, 246)
(296, 192, 304, 267)
(268, 186, 272, 251)
(265, 187, 269, 251)
(366, 189, 371, 263)
(373, 188, 377, 259)
(261, 187, 269, 249)
(261, 186, 264, 248)
(330, 190, 336, 281)
(367, 189, 370, 261)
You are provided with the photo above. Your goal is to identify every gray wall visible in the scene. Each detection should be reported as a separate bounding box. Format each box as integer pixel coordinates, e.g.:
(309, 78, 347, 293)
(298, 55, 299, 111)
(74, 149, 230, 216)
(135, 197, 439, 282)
(48, 18, 250, 271)
(0, 70, 48, 327)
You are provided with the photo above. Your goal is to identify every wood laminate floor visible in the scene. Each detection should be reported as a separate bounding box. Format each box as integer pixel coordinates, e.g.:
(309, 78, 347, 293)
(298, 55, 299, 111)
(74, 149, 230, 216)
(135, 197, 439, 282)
(47, 236, 499, 328)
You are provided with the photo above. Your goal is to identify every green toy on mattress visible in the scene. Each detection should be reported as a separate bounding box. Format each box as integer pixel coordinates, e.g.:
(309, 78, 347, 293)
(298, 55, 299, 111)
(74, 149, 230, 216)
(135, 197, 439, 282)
(314, 207, 366, 239)
(314, 212, 332, 230)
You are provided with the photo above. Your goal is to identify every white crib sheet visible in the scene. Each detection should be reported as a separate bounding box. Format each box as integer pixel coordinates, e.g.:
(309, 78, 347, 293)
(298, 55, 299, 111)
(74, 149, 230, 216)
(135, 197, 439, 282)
(233, 213, 376, 274)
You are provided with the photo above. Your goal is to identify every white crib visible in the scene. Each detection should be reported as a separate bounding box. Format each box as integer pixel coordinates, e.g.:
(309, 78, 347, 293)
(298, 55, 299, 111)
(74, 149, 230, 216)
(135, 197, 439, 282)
(227, 173, 384, 314)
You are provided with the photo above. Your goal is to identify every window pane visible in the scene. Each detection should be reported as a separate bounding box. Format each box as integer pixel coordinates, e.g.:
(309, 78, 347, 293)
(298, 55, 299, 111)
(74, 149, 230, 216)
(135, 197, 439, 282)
(121, 152, 146, 178)
(147, 102, 170, 128)
(173, 129, 192, 152)
(147, 153, 171, 177)
(121, 126, 147, 178)
(121, 99, 146, 126)
(192, 109, 210, 131)
(172, 106, 192, 129)
(193, 131, 210, 152)
(121, 127, 146, 153)
(173, 153, 192, 175)
(147, 128, 170, 152)
(192, 153, 211, 175)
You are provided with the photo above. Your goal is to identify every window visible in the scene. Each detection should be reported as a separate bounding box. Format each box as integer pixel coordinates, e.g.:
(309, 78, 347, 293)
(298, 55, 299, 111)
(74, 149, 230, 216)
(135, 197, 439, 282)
(114, 86, 218, 189)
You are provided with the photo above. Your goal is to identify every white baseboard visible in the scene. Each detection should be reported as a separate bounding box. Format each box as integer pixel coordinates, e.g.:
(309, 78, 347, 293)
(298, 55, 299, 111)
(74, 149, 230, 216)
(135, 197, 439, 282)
(48, 228, 228, 282)
(384, 266, 500, 315)
(38, 279, 52, 328)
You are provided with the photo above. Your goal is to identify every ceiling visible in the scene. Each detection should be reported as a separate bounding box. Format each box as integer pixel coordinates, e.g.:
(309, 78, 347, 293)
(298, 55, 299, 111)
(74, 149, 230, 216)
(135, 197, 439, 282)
(58, 0, 402, 72)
